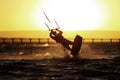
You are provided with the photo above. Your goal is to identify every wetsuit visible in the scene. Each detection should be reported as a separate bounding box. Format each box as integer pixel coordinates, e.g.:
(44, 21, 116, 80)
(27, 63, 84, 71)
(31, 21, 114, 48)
(50, 29, 73, 50)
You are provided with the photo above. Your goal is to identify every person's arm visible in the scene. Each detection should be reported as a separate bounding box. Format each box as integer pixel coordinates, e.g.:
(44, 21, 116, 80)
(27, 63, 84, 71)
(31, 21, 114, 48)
(50, 32, 56, 39)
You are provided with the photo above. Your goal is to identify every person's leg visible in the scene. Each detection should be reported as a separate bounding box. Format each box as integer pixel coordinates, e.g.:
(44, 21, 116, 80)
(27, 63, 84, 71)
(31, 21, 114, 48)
(60, 39, 73, 50)
(62, 43, 71, 50)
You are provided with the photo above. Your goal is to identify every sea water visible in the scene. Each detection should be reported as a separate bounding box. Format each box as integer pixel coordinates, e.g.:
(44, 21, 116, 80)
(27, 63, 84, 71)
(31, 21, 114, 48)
(0, 43, 120, 80)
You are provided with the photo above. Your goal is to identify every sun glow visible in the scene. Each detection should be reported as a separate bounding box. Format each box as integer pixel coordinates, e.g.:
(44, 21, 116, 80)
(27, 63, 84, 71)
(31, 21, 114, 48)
(31, 0, 108, 31)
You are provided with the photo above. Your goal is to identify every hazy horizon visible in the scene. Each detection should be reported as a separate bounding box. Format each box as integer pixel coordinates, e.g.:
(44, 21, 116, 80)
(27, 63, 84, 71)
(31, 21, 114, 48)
(0, 30, 120, 38)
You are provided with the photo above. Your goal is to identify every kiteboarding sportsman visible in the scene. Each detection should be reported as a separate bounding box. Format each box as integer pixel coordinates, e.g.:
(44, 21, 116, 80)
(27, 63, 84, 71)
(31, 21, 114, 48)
(43, 11, 83, 57)
(49, 28, 83, 58)
(50, 28, 73, 50)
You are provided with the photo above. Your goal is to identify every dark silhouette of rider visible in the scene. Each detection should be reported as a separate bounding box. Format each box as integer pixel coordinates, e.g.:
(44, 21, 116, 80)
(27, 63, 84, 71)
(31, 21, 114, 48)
(50, 29, 73, 50)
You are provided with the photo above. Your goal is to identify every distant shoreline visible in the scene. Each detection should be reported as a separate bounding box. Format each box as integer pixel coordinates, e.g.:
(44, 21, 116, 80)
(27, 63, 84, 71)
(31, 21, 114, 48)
(0, 30, 120, 38)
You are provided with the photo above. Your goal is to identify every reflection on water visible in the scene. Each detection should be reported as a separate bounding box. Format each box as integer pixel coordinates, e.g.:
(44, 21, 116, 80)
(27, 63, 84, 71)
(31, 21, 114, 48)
(0, 59, 120, 80)
(0, 43, 120, 80)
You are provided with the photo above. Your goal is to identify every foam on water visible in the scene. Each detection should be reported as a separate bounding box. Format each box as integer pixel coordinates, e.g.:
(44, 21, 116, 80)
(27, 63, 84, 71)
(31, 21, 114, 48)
(33, 43, 111, 60)
(34, 43, 72, 59)
(0, 43, 112, 60)
(78, 44, 111, 59)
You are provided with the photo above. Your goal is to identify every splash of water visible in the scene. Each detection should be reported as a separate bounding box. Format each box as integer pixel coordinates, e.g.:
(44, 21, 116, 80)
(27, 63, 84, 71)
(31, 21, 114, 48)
(0, 43, 111, 60)
(38, 43, 111, 60)
(78, 44, 111, 59)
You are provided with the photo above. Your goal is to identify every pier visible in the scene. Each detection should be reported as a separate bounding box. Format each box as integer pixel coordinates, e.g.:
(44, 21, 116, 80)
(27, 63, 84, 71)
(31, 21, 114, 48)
(0, 38, 120, 44)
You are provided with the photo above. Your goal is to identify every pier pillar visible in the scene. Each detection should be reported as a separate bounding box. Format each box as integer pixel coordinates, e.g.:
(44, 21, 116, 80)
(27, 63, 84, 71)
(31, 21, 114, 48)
(92, 39, 94, 44)
(101, 39, 103, 43)
(47, 38, 49, 44)
(38, 39, 41, 44)
(20, 38, 23, 44)
(29, 38, 32, 44)
(110, 39, 112, 43)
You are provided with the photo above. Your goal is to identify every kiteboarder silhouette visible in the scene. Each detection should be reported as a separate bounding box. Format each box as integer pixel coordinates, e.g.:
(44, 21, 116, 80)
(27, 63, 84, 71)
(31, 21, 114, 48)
(50, 29, 73, 50)
(43, 11, 83, 57)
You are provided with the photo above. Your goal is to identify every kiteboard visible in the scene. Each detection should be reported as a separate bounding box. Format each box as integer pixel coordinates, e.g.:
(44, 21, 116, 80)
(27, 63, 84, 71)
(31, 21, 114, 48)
(71, 35, 82, 57)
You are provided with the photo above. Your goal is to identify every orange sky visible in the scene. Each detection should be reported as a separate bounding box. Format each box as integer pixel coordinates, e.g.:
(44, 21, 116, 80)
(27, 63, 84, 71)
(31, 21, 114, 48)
(0, 0, 120, 38)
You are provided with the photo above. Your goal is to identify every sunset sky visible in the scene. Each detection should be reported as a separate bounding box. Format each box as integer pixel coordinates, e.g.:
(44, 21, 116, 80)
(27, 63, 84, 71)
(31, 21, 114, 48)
(0, 0, 120, 38)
